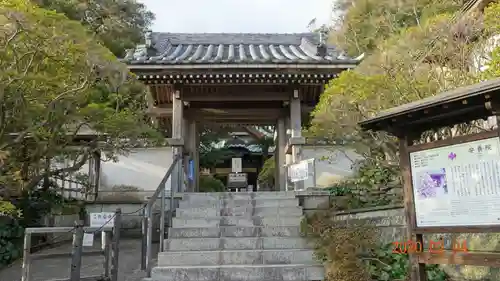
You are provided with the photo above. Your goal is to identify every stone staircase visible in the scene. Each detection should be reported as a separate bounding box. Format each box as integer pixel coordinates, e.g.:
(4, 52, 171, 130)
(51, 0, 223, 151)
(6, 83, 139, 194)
(145, 191, 324, 281)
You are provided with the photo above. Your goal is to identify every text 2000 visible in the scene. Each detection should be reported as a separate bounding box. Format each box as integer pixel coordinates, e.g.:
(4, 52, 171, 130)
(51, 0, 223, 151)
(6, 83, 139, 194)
(392, 241, 423, 254)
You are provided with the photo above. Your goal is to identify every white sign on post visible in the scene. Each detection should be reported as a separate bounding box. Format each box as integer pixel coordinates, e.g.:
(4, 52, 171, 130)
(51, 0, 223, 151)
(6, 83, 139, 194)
(90, 212, 115, 228)
(231, 158, 242, 173)
(83, 233, 94, 247)
(289, 161, 309, 183)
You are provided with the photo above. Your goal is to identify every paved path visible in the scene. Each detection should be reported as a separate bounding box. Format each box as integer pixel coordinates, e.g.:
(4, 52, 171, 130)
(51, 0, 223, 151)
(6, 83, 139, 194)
(0, 239, 159, 281)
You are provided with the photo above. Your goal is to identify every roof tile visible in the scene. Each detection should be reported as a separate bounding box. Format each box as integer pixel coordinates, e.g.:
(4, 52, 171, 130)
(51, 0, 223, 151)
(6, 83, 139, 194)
(122, 32, 360, 65)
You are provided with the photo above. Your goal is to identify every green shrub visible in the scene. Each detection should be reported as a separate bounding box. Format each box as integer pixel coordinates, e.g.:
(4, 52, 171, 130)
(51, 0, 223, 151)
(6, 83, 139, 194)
(199, 175, 226, 192)
(0, 201, 23, 269)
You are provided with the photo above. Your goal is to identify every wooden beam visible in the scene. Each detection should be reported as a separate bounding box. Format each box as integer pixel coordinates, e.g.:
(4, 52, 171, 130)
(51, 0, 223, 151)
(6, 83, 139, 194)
(196, 119, 276, 125)
(182, 91, 291, 101)
(184, 108, 286, 119)
(146, 107, 172, 116)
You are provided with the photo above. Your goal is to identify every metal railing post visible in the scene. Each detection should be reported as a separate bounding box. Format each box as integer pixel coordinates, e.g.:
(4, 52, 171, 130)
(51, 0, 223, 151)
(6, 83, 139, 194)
(159, 187, 166, 252)
(69, 222, 84, 281)
(145, 204, 153, 276)
(140, 207, 147, 270)
(169, 184, 175, 232)
(21, 232, 31, 281)
(143, 154, 181, 277)
(110, 208, 121, 281)
(103, 231, 111, 279)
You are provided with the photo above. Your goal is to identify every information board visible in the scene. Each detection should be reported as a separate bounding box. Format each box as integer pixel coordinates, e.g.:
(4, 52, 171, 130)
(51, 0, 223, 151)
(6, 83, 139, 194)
(409, 137, 500, 227)
(289, 161, 309, 183)
(231, 158, 242, 173)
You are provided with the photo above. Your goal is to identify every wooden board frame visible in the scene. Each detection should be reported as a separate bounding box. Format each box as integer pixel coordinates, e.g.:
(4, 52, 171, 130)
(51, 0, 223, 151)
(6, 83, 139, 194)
(404, 130, 500, 233)
(400, 129, 500, 280)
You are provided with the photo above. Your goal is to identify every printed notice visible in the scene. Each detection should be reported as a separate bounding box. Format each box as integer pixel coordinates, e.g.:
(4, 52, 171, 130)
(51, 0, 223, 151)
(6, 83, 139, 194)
(410, 137, 500, 227)
(83, 233, 94, 247)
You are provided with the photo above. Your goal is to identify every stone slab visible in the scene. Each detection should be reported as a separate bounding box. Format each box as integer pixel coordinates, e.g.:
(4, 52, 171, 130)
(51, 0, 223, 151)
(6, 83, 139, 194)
(179, 199, 299, 209)
(181, 192, 297, 201)
(157, 249, 317, 266)
(150, 264, 324, 281)
(171, 216, 302, 228)
(165, 237, 313, 251)
(168, 226, 302, 238)
(176, 206, 304, 217)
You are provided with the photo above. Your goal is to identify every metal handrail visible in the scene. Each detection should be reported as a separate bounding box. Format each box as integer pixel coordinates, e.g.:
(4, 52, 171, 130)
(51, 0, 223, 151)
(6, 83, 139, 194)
(142, 154, 182, 276)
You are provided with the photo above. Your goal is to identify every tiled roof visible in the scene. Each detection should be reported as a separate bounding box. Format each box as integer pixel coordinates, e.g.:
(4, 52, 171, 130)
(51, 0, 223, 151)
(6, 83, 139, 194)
(122, 32, 362, 65)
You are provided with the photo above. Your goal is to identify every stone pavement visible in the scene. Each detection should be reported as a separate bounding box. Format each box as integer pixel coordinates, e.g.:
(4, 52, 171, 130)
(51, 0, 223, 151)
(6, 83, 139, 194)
(0, 239, 158, 281)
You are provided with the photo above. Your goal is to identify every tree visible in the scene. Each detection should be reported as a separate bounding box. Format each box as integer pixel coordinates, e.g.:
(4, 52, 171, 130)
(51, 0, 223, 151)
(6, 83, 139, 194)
(307, 0, 499, 205)
(330, 0, 463, 56)
(32, 0, 155, 57)
(198, 126, 236, 170)
(0, 0, 161, 197)
(310, 0, 496, 165)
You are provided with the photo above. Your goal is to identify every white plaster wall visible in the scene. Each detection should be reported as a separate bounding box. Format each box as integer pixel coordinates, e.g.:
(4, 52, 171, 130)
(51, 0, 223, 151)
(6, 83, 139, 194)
(99, 147, 175, 192)
(301, 146, 363, 188)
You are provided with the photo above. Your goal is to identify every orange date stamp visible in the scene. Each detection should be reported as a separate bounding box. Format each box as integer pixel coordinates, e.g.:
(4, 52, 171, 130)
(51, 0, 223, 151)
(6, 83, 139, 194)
(392, 238, 468, 254)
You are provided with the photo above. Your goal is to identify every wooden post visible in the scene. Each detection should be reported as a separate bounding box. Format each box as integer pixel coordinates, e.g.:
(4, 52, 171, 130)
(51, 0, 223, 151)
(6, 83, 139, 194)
(187, 120, 199, 192)
(277, 118, 287, 191)
(92, 151, 101, 201)
(290, 90, 304, 190)
(193, 122, 200, 192)
(171, 90, 184, 195)
(110, 208, 122, 281)
(399, 136, 427, 281)
(284, 117, 292, 191)
(70, 223, 84, 281)
(290, 90, 302, 162)
(21, 232, 31, 281)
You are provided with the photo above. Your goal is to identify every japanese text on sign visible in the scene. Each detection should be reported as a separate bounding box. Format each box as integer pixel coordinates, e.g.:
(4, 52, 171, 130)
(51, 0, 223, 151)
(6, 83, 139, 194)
(90, 212, 115, 228)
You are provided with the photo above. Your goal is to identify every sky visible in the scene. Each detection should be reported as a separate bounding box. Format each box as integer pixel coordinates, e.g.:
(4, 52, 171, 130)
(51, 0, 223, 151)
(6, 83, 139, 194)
(139, 0, 335, 33)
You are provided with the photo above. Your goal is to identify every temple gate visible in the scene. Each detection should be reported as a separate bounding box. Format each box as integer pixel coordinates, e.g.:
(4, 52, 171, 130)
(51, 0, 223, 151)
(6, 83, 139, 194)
(122, 31, 362, 192)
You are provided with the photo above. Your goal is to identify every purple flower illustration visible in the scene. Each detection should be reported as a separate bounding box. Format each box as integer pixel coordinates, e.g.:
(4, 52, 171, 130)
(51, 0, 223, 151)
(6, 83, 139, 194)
(448, 152, 456, 160)
(417, 169, 447, 199)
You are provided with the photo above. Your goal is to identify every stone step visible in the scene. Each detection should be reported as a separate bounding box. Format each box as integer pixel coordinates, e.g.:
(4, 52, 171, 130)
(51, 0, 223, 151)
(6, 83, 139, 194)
(150, 264, 324, 281)
(168, 226, 302, 238)
(158, 249, 317, 266)
(181, 192, 297, 201)
(179, 198, 299, 209)
(176, 206, 303, 217)
(165, 237, 312, 251)
(172, 216, 302, 228)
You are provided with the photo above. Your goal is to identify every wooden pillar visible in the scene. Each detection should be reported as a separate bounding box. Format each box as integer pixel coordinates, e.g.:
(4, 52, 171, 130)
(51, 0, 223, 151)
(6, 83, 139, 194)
(399, 135, 426, 281)
(284, 117, 292, 191)
(290, 90, 302, 162)
(183, 117, 190, 192)
(277, 118, 287, 191)
(187, 120, 199, 192)
(171, 90, 184, 194)
(290, 89, 304, 190)
(274, 142, 280, 191)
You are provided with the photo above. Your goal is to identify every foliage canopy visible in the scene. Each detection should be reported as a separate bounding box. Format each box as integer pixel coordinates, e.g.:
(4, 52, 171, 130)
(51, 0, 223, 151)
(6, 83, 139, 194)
(0, 0, 160, 196)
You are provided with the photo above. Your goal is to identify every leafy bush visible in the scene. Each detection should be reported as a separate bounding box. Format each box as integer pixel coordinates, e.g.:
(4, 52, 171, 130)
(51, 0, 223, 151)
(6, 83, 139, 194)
(257, 156, 275, 189)
(199, 175, 226, 192)
(0, 189, 81, 268)
(302, 210, 450, 281)
(0, 201, 24, 269)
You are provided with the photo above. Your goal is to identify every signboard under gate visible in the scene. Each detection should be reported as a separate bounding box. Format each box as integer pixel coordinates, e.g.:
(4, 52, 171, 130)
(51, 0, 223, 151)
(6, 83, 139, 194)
(289, 161, 309, 182)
